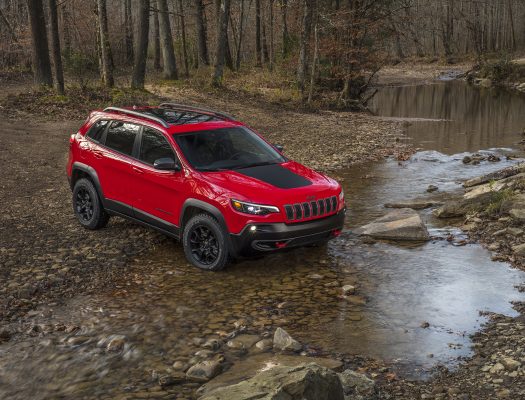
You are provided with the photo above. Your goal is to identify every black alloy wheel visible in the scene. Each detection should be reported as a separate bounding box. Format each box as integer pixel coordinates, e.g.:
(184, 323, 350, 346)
(75, 188, 94, 222)
(182, 214, 229, 271)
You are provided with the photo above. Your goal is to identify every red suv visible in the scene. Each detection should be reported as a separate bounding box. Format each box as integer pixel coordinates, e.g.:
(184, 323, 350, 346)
(67, 104, 345, 270)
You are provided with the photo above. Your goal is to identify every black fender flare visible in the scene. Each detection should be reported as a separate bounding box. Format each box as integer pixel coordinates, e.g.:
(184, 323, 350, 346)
(180, 198, 229, 233)
(71, 162, 105, 200)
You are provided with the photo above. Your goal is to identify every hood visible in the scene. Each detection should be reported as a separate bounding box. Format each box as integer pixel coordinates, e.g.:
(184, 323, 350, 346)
(198, 161, 339, 204)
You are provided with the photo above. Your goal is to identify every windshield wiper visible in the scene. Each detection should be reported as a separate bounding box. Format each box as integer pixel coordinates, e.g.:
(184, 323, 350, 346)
(230, 161, 279, 170)
(197, 167, 229, 172)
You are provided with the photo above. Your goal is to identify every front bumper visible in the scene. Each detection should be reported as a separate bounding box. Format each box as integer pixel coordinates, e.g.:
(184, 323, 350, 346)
(229, 209, 346, 257)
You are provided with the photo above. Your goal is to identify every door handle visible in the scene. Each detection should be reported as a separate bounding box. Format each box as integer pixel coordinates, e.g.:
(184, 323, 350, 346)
(132, 166, 144, 174)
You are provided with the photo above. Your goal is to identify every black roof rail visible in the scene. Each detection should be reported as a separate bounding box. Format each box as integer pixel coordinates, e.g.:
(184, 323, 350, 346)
(103, 107, 170, 128)
(159, 102, 234, 121)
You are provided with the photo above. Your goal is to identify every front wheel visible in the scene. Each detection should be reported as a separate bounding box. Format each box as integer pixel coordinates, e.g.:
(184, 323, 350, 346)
(182, 214, 230, 271)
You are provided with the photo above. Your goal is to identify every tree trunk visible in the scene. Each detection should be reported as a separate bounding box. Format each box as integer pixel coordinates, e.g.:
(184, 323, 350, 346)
(280, 0, 289, 58)
(125, 0, 134, 64)
(255, 0, 262, 66)
(307, 21, 319, 105)
(157, 0, 178, 79)
(235, 0, 245, 71)
(153, 8, 161, 70)
(269, 0, 274, 70)
(61, 2, 71, 58)
(26, 0, 53, 86)
(261, 3, 269, 63)
(97, 0, 114, 87)
(178, 0, 189, 77)
(47, 0, 64, 94)
(195, 0, 209, 66)
(297, 0, 312, 93)
(131, 0, 150, 89)
(212, 0, 231, 86)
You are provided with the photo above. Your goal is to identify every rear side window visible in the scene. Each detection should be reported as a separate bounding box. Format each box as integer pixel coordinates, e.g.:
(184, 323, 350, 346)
(105, 121, 140, 156)
(86, 120, 108, 142)
(139, 128, 174, 165)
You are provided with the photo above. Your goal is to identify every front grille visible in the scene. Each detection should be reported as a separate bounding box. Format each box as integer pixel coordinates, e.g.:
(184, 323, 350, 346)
(284, 196, 338, 221)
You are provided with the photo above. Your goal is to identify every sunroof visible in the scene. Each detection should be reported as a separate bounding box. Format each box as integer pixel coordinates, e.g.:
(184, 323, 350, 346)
(144, 108, 221, 125)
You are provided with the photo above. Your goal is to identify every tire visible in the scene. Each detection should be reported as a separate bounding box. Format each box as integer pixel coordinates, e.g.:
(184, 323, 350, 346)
(72, 178, 109, 230)
(182, 213, 230, 271)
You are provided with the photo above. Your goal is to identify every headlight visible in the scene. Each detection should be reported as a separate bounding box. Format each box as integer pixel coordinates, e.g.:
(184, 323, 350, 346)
(231, 199, 279, 215)
(339, 189, 344, 202)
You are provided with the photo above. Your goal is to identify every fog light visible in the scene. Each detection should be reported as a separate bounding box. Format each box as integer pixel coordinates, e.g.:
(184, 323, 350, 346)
(250, 226, 257, 232)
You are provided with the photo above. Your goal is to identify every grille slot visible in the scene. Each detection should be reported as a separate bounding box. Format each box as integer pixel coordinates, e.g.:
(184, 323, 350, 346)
(284, 196, 337, 221)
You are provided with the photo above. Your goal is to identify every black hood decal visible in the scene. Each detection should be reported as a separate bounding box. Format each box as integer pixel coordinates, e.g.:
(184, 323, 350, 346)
(236, 164, 312, 189)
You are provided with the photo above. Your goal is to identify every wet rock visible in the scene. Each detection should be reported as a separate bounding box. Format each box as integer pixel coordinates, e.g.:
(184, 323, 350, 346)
(199, 363, 344, 400)
(186, 360, 223, 382)
(104, 335, 126, 352)
(159, 372, 186, 387)
(512, 244, 525, 257)
(509, 209, 525, 222)
(463, 164, 525, 188)
(172, 360, 188, 371)
(420, 321, 430, 329)
(354, 208, 430, 241)
(338, 369, 376, 400)
(384, 200, 438, 210)
(226, 334, 260, 351)
(342, 285, 355, 295)
(500, 357, 521, 371)
(273, 327, 302, 352)
(0, 328, 12, 342)
(255, 339, 273, 352)
(203, 338, 221, 351)
(490, 363, 505, 374)
(462, 156, 472, 164)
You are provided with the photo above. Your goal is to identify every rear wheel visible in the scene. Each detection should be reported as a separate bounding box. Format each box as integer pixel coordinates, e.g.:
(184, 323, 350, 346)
(72, 178, 109, 230)
(182, 214, 229, 271)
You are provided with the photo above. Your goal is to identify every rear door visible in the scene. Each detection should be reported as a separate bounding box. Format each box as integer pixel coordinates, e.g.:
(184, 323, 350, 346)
(131, 127, 185, 227)
(96, 120, 140, 210)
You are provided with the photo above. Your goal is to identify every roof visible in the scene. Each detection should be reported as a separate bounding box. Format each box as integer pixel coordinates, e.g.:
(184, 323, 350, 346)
(101, 104, 238, 133)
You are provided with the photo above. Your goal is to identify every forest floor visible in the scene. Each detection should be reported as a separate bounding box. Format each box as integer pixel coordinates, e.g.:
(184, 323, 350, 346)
(1, 64, 524, 399)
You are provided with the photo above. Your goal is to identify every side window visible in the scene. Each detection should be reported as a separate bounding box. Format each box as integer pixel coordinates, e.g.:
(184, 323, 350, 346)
(139, 128, 174, 165)
(86, 120, 108, 142)
(105, 121, 140, 156)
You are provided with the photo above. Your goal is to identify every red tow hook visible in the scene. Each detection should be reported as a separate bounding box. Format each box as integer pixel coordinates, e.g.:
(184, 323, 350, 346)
(332, 229, 342, 237)
(275, 241, 288, 249)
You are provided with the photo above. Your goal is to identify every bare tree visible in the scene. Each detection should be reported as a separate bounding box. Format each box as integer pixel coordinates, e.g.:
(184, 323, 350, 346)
(96, 0, 114, 87)
(212, 0, 231, 86)
(153, 9, 161, 71)
(195, 0, 209, 66)
(157, 0, 178, 79)
(297, 0, 312, 93)
(26, 0, 53, 86)
(235, 0, 246, 70)
(255, 0, 262, 66)
(47, 0, 64, 94)
(131, 0, 150, 89)
(280, 0, 290, 57)
(124, 0, 134, 64)
(178, 0, 190, 77)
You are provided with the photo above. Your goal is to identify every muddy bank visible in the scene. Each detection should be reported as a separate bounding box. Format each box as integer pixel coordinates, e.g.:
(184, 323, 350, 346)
(376, 62, 472, 86)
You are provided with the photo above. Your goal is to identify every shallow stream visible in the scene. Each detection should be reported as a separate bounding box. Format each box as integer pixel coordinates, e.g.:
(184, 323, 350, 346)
(2, 80, 525, 398)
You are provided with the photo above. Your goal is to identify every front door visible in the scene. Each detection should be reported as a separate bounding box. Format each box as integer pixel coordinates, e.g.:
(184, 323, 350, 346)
(132, 127, 184, 228)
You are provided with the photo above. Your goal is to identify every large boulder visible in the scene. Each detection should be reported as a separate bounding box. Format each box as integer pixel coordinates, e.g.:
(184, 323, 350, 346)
(338, 369, 377, 400)
(354, 208, 429, 241)
(199, 363, 344, 400)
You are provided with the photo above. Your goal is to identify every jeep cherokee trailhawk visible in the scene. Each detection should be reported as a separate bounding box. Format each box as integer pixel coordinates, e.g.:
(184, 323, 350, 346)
(67, 104, 345, 270)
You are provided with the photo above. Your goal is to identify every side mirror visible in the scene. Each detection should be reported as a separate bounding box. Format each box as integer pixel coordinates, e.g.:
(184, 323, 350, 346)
(274, 144, 284, 152)
(153, 157, 181, 171)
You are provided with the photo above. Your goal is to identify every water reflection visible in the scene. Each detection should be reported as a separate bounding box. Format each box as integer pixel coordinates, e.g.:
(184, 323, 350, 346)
(369, 82, 525, 153)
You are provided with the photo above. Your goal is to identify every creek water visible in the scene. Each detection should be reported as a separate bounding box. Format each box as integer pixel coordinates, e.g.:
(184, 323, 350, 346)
(2, 81, 525, 398)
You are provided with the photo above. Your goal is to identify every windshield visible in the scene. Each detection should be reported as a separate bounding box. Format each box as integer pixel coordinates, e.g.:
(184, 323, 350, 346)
(173, 127, 285, 171)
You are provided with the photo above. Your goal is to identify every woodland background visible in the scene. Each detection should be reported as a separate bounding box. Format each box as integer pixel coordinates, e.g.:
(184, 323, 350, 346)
(1, 0, 525, 105)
